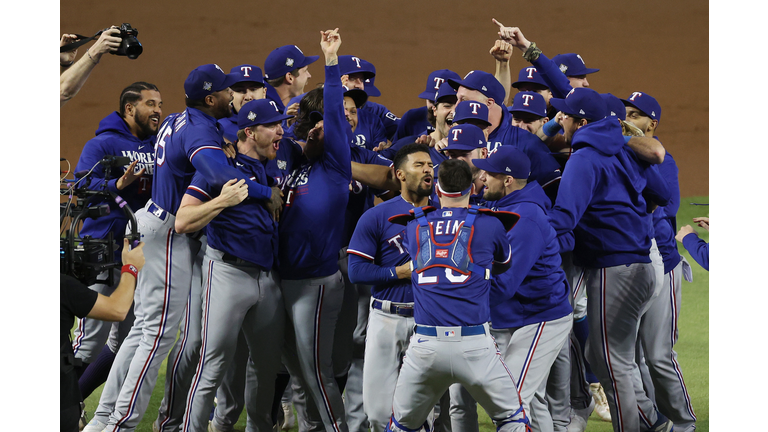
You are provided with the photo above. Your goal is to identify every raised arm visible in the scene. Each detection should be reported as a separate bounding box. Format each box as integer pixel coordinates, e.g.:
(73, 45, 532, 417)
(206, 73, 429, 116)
(60, 27, 121, 107)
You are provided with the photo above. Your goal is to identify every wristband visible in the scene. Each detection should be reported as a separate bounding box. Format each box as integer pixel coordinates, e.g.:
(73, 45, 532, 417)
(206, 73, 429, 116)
(542, 118, 562, 137)
(121, 264, 139, 279)
(86, 49, 99, 65)
(623, 135, 632, 144)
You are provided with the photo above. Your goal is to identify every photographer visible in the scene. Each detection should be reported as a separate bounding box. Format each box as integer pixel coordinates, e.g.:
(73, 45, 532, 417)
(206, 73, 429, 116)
(60, 26, 122, 107)
(61, 239, 145, 432)
(69, 82, 160, 406)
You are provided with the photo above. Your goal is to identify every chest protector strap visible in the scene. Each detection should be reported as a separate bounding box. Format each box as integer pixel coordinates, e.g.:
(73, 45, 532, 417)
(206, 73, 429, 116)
(413, 206, 482, 276)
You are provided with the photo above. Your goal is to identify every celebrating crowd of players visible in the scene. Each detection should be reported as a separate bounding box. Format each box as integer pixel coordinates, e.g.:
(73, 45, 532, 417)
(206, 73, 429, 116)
(62, 20, 703, 432)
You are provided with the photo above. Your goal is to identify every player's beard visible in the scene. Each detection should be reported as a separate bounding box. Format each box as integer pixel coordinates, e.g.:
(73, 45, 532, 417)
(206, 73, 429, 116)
(134, 110, 159, 140)
(414, 174, 433, 198)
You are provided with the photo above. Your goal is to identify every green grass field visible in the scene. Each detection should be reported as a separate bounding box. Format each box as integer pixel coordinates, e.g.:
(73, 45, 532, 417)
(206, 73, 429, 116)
(81, 196, 709, 432)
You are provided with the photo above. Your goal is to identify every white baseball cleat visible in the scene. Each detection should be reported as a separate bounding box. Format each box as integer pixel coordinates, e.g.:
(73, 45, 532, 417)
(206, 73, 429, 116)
(281, 403, 296, 430)
(590, 382, 612, 422)
(81, 417, 107, 432)
(567, 398, 595, 432)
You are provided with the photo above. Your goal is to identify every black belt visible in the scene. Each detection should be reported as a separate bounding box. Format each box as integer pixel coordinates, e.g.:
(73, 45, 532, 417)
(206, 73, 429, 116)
(221, 253, 268, 271)
(372, 299, 414, 317)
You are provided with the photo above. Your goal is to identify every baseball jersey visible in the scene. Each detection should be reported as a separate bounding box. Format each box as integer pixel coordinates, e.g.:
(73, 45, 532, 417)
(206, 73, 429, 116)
(400, 207, 513, 326)
(490, 106, 562, 188)
(352, 109, 388, 150)
(549, 118, 671, 268)
(347, 195, 424, 303)
(361, 101, 400, 140)
(152, 108, 272, 216)
(392, 106, 433, 142)
(76, 112, 155, 258)
(184, 153, 277, 269)
(277, 63, 352, 280)
(485, 181, 572, 328)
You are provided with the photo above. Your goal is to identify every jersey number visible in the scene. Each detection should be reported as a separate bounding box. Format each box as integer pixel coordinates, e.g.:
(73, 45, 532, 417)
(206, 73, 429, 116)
(417, 269, 470, 284)
(155, 122, 173, 167)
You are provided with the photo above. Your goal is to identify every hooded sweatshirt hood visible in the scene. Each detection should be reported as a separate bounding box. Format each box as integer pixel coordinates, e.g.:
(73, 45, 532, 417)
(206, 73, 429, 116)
(571, 117, 624, 156)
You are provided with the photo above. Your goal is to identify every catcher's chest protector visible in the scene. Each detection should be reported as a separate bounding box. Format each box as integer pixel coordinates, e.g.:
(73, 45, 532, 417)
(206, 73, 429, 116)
(413, 206, 480, 276)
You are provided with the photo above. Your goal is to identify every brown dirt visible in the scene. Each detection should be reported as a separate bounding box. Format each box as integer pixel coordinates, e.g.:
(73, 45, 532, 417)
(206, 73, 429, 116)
(61, 0, 708, 196)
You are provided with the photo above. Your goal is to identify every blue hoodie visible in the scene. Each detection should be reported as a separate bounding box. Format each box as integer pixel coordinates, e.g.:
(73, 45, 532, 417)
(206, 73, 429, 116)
(550, 118, 671, 268)
(487, 181, 572, 328)
(76, 112, 155, 259)
(652, 149, 682, 273)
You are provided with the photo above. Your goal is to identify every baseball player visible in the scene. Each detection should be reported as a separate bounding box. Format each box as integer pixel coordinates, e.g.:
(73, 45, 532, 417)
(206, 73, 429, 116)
(511, 66, 553, 111)
(178, 98, 291, 432)
(546, 88, 673, 432)
(382, 81, 456, 165)
(275, 28, 350, 432)
(623, 92, 697, 431)
(84, 64, 281, 432)
(446, 72, 562, 195)
(508, 91, 549, 135)
(350, 57, 401, 141)
(477, 146, 573, 432)
(345, 143, 434, 432)
(435, 123, 489, 208)
(264, 45, 318, 115)
(676, 219, 708, 271)
(392, 69, 461, 141)
(219, 64, 267, 143)
(71, 81, 160, 402)
(386, 158, 528, 432)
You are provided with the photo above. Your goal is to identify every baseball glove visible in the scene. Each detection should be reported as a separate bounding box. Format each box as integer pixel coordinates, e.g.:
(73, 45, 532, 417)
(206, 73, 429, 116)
(620, 120, 645, 137)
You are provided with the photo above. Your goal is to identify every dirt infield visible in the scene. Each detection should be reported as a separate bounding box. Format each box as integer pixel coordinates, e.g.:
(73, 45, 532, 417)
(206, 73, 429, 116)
(60, 1, 708, 196)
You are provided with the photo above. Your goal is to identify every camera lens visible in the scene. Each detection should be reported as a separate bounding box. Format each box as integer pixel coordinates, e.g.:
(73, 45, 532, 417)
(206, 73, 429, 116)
(122, 38, 143, 59)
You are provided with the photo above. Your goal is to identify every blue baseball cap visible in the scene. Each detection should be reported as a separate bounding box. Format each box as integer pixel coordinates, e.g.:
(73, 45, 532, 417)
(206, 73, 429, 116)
(229, 64, 265, 87)
(443, 124, 487, 152)
(622, 91, 661, 121)
(237, 99, 294, 129)
(364, 75, 380, 97)
(264, 45, 319, 80)
(419, 69, 462, 100)
(508, 92, 547, 117)
(473, 145, 531, 179)
(448, 70, 505, 105)
(552, 53, 599, 77)
(434, 81, 457, 104)
(339, 55, 376, 79)
(452, 100, 491, 127)
(184, 64, 241, 100)
(512, 66, 549, 89)
(601, 93, 626, 120)
(550, 88, 606, 122)
(344, 88, 368, 108)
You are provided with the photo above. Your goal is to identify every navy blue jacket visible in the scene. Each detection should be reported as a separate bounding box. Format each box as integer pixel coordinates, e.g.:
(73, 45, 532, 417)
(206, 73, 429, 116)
(487, 182, 572, 328)
(550, 118, 671, 268)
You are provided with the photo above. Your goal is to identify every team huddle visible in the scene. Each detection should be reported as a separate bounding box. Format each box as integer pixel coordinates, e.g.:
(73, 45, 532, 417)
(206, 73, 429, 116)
(71, 22, 696, 432)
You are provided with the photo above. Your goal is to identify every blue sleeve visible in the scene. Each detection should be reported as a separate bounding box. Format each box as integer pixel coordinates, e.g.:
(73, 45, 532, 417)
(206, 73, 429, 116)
(185, 172, 213, 202)
(682, 233, 709, 271)
(366, 102, 400, 140)
(657, 154, 681, 218)
(75, 138, 121, 194)
(323, 64, 353, 180)
(491, 221, 513, 274)
(190, 148, 272, 200)
(495, 216, 545, 298)
(550, 153, 597, 234)
(643, 163, 672, 207)
(530, 52, 573, 99)
(558, 230, 575, 253)
(348, 253, 400, 285)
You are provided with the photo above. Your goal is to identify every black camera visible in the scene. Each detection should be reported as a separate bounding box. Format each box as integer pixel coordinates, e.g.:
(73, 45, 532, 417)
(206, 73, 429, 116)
(60, 155, 140, 286)
(114, 23, 143, 59)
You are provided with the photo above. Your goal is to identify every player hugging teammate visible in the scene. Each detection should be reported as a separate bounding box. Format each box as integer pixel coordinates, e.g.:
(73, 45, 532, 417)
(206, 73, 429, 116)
(69, 18, 697, 432)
